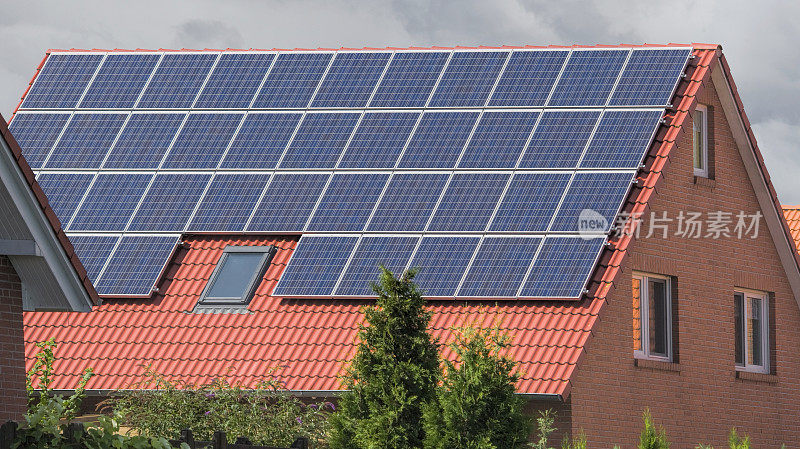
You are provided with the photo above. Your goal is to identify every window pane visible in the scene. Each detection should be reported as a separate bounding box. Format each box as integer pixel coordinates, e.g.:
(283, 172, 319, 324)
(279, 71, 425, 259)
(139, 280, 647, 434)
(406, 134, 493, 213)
(649, 278, 669, 357)
(206, 252, 265, 299)
(693, 109, 704, 170)
(734, 293, 744, 365)
(748, 296, 763, 366)
(632, 277, 643, 351)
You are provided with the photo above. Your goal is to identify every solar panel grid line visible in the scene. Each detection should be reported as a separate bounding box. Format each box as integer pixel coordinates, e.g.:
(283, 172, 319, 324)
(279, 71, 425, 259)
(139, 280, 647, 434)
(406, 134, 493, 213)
(264, 111, 308, 169)
(132, 53, 165, 109)
(388, 110, 427, 169)
(451, 235, 485, 297)
(482, 51, 513, 107)
(329, 234, 364, 296)
(513, 233, 549, 298)
(96, 112, 134, 169)
(449, 109, 486, 169)
(26, 112, 75, 170)
(358, 172, 395, 232)
(181, 172, 218, 233)
(401, 232, 426, 274)
(242, 169, 278, 231)
(363, 51, 395, 107)
(300, 171, 337, 232)
(331, 112, 368, 169)
(423, 51, 454, 108)
(188, 53, 222, 109)
(90, 231, 125, 287)
(420, 171, 455, 233)
(246, 52, 280, 109)
(212, 110, 252, 170)
(304, 52, 338, 108)
(43, 111, 129, 169)
(511, 106, 548, 169)
(73, 54, 107, 109)
(153, 112, 191, 169)
(480, 168, 518, 232)
(542, 49, 573, 107)
(603, 49, 634, 107)
(120, 171, 160, 232)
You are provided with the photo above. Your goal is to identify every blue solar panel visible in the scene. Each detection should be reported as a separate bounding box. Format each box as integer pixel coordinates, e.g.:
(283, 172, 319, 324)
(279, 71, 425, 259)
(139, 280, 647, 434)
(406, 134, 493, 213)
(68, 235, 119, 282)
(580, 110, 662, 169)
(69, 173, 152, 231)
(7, 113, 70, 168)
(218, 113, 301, 169)
(367, 173, 449, 232)
(21, 54, 103, 109)
(252, 53, 332, 108)
(37, 173, 95, 225)
(488, 50, 568, 107)
(278, 112, 360, 169)
(194, 53, 276, 108)
(489, 173, 571, 232)
(548, 50, 629, 106)
(337, 112, 419, 168)
(428, 51, 508, 107)
(128, 173, 212, 232)
(518, 110, 601, 169)
(459, 237, 542, 297)
(397, 111, 479, 168)
(549, 172, 634, 233)
(311, 52, 390, 108)
(519, 237, 605, 298)
(457, 110, 539, 168)
(272, 235, 358, 297)
(247, 173, 330, 232)
(79, 54, 160, 108)
(369, 52, 449, 108)
(96, 235, 178, 296)
(103, 113, 185, 169)
(335, 236, 419, 296)
(161, 113, 243, 169)
(137, 53, 217, 108)
(609, 49, 690, 106)
(409, 236, 480, 297)
(427, 173, 509, 232)
(44, 113, 127, 168)
(188, 173, 271, 232)
(306, 173, 389, 232)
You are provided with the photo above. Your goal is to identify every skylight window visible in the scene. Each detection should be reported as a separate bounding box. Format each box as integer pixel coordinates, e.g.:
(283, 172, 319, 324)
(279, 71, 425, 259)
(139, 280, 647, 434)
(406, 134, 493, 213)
(198, 246, 275, 305)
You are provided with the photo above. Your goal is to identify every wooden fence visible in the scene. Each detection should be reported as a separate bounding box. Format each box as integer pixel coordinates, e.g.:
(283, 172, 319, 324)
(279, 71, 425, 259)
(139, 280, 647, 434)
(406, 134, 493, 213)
(0, 421, 309, 449)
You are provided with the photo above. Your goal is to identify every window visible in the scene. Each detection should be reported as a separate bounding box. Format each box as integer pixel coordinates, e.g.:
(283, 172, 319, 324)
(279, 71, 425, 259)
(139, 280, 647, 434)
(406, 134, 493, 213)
(735, 289, 770, 373)
(693, 104, 708, 177)
(633, 273, 672, 361)
(198, 246, 275, 305)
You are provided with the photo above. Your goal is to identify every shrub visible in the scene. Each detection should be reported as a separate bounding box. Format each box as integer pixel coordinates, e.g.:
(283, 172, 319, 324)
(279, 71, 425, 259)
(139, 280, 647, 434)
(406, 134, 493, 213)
(328, 267, 440, 449)
(639, 409, 669, 449)
(561, 430, 587, 449)
(422, 325, 531, 449)
(728, 428, 750, 449)
(532, 410, 557, 449)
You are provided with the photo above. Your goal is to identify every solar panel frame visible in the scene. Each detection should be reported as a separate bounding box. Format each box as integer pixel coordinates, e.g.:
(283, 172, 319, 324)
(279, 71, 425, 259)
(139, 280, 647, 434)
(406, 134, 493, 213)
(43, 112, 128, 169)
(36, 172, 96, 226)
(366, 172, 450, 233)
(251, 52, 334, 108)
(194, 52, 277, 108)
(305, 172, 390, 232)
(67, 234, 120, 283)
(246, 172, 331, 233)
(127, 172, 213, 232)
(548, 49, 630, 107)
(609, 48, 691, 106)
(426, 172, 510, 232)
(79, 53, 161, 109)
(218, 111, 303, 169)
(548, 171, 636, 233)
(336, 111, 421, 169)
(271, 234, 359, 297)
(20, 54, 104, 109)
(137, 53, 219, 109)
(488, 172, 573, 233)
(456, 236, 543, 298)
(102, 112, 187, 169)
(457, 110, 540, 169)
(68, 172, 153, 232)
(333, 235, 419, 297)
(487, 49, 569, 107)
(368, 51, 450, 108)
(187, 173, 272, 232)
(427, 51, 509, 108)
(310, 52, 392, 108)
(406, 235, 481, 298)
(160, 112, 245, 169)
(396, 110, 480, 169)
(7, 112, 71, 169)
(579, 109, 664, 169)
(277, 111, 362, 169)
(94, 234, 180, 297)
(518, 236, 606, 299)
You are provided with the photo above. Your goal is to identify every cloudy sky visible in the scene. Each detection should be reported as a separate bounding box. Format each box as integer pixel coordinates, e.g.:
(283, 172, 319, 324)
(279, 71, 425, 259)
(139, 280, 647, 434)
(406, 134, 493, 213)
(1, 1, 798, 202)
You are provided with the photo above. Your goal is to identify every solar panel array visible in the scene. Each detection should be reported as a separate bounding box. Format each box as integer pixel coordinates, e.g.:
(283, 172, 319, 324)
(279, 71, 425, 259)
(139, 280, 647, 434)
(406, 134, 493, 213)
(10, 47, 690, 298)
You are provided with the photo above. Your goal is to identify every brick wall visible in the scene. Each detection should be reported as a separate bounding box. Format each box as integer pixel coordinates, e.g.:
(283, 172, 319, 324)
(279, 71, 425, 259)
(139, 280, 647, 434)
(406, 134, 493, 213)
(0, 255, 26, 421)
(565, 76, 800, 446)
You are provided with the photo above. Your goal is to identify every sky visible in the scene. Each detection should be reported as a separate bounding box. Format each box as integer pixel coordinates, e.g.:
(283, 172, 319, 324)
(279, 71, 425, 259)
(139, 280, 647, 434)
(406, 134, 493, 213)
(1, 0, 798, 202)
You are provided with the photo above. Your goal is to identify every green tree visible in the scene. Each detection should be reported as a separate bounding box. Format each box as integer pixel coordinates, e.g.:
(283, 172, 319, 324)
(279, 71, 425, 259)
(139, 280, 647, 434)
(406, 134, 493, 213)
(639, 409, 669, 449)
(328, 267, 440, 449)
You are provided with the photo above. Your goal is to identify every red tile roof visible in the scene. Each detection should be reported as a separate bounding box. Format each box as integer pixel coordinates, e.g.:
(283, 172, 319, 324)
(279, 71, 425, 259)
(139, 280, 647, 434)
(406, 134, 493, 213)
(783, 207, 800, 247)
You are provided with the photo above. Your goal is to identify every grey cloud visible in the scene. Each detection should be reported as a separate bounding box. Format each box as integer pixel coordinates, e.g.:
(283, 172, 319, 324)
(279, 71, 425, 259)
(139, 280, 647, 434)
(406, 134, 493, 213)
(174, 19, 244, 49)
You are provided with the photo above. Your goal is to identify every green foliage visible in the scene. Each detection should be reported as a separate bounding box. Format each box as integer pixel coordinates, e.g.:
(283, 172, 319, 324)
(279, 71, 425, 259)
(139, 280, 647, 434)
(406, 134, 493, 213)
(328, 267, 440, 449)
(638, 409, 669, 449)
(728, 428, 750, 449)
(531, 410, 557, 449)
(422, 325, 531, 449)
(561, 430, 587, 449)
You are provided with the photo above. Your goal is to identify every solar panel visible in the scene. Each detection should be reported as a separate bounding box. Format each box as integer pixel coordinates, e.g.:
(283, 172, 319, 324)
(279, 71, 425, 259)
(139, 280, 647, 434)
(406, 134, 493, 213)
(7, 113, 70, 168)
(609, 49, 690, 106)
(69, 235, 119, 282)
(194, 53, 275, 108)
(366, 173, 449, 232)
(79, 54, 161, 108)
(488, 50, 568, 107)
(272, 235, 358, 297)
(397, 111, 479, 168)
(369, 52, 449, 108)
(517, 110, 601, 169)
(37, 173, 95, 225)
(252, 53, 332, 108)
(128, 173, 212, 232)
(21, 54, 103, 109)
(428, 51, 508, 107)
(337, 112, 420, 168)
(311, 52, 391, 108)
(44, 113, 127, 169)
(549, 172, 634, 233)
(95, 235, 178, 296)
(580, 110, 663, 169)
(247, 173, 330, 232)
(457, 110, 539, 168)
(305, 173, 389, 232)
(103, 113, 185, 169)
(549, 50, 629, 106)
(137, 53, 218, 108)
(161, 113, 243, 169)
(335, 236, 419, 296)
(408, 236, 480, 297)
(188, 173, 271, 232)
(489, 173, 572, 232)
(458, 237, 542, 297)
(219, 113, 301, 169)
(519, 237, 605, 298)
(69, 173, 152, 231)
(278, 112, 360, 169)
(427, 173, 509, 232)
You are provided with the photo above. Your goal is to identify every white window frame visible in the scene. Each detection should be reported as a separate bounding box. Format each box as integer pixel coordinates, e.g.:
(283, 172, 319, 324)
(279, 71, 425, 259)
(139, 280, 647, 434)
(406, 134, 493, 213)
(735, 288, 770, 374)
(633, 272, 673, 362)
(693, 104, 709, 177)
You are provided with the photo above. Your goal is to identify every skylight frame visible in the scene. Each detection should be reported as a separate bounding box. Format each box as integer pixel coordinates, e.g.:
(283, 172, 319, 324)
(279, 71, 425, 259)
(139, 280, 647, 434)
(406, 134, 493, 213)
(197, 245, 276, 305)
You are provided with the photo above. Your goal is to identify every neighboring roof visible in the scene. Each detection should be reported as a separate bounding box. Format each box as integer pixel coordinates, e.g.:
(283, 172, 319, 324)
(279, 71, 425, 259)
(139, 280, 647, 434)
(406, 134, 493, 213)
(0, 113, 99, 311)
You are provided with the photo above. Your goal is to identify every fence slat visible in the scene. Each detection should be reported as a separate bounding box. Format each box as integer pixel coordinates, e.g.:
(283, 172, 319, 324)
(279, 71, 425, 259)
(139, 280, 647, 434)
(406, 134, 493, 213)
(213, 430, 227, 449)
(0, 421, 18, 449)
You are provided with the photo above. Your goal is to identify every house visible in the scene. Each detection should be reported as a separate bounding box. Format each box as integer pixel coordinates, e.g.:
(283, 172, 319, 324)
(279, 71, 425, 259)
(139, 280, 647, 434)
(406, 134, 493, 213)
(0, 112, 98, 420)
(12, 43, 800, 446)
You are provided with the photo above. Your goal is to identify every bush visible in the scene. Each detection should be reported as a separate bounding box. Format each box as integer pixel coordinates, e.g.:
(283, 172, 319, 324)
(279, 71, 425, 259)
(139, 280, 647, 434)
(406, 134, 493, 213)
(561, 430, 587, 449)
(728, 428, 750, 449)
(422, 325, 531, 449)
(328, 267, 440, 449)
(639, 409, 669, 449)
